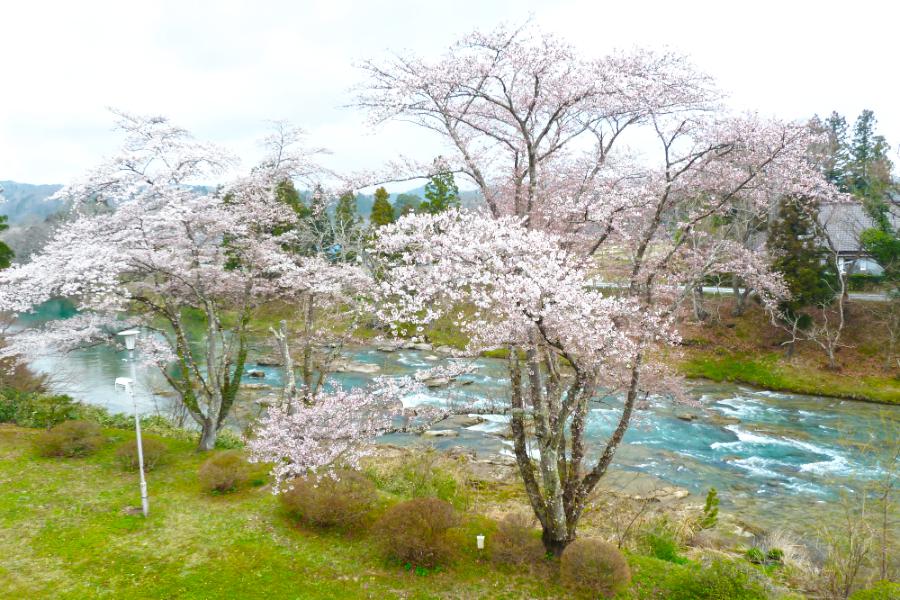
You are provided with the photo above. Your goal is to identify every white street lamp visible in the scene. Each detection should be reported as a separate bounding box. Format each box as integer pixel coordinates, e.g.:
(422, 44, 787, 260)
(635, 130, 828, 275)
(115, 328, 148, 517)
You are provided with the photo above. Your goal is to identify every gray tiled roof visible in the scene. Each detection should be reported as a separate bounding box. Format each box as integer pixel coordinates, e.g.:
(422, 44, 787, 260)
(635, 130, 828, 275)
(818, 202, 900, 254)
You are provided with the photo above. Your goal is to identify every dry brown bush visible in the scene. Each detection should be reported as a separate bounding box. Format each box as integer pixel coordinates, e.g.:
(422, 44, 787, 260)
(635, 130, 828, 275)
(490, 511, 545, 567)
(115, 436, 169, 471)
(280, 470, 377, 529)
(34, 420, 103, 458)
(560, 538, 631, 599)
(198, 450, 250, 494)
(374, 497, 460, 568)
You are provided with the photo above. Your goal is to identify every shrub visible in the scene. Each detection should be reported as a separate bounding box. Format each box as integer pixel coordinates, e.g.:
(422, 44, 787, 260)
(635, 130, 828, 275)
(213, 429, 245, 450)
(699, 487, 719, 529)
(370, 449, 470, 509)
(847, 273, 883, 291)
(765, 548, 784, 564)
(198, 450, 250, 494)
(490, 512, 545, 567)
(374, 497, 460, 568)
(663, 559, 769, 600)
(849, 581, 900, 600)
(0, 390, 80, 428)
(34, 420, 104, 457)
(280, 470, 377, 529)
(642, 529, 687, 564)
(115, 436, 169, 471)
(0, 358, 48, 395)
(560, 538, 631, 599)
(745, 547, 766, 564)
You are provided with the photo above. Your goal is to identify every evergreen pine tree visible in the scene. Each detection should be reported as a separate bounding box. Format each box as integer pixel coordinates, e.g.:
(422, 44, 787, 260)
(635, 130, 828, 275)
(335, 190, 359, 233)
(768, 197, 838, 320)
(306, 185, 334, 254)
(0, 215, 13, 270)
(421, 168, 459, 214)
(275, 178, 310, 220)
(819, 112, 851, 192)
(848, 110, 895, 220)
(334, 190, 362, 261)
(370, 187, 395, 227)
(393, 193, 421, 217)
(268, 179, 314, 254)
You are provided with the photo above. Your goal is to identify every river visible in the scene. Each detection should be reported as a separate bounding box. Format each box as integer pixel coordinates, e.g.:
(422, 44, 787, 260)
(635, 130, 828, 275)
(26, 325, 899, 534)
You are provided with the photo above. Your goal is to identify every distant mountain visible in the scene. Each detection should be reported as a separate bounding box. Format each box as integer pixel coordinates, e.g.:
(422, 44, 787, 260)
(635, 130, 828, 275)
(0, 180, 65, 225)
(0, 179, 484, 226)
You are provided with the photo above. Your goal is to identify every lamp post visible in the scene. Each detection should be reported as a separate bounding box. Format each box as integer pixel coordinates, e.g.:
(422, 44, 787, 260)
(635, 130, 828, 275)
(115, 328, 148, 518)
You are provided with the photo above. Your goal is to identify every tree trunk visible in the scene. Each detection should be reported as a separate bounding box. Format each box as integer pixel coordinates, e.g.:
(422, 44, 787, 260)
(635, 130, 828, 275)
(198, 419, 217, 451)
(272, 320, 298, 409)
(691, 285, 708, 321)
(541, 527, 574, 558)
(825, 346, 839, 371)
(732, 278, 750, 316)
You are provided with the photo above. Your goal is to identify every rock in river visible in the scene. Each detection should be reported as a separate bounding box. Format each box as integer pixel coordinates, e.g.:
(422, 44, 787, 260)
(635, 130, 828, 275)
(255, 356, 283, 367)
(404, 342, 433, 351)
(422, 376, 452, 388)
(332, 360, 382, 374)
(422, 429, 459, 438)
(433, 414, 485, 429)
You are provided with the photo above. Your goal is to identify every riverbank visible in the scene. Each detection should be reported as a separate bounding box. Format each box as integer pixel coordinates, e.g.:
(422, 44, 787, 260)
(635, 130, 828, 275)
(680, 350, 899, 404)
(677, 299, 899, 405)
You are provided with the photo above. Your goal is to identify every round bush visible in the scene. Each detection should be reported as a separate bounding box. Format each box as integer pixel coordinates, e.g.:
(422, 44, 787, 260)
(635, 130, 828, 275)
(198, 450, 250, 494)
(280, 470, 377, 529)
(115, 436, 168, 471)
(374, 497, 460, 568)
(560, 538, 631, 599)
(490, 512, 545, 566)
(34, 420, 104, 458)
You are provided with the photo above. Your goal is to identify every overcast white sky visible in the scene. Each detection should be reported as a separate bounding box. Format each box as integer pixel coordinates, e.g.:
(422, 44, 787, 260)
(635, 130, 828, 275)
(1, 0, 897, 187)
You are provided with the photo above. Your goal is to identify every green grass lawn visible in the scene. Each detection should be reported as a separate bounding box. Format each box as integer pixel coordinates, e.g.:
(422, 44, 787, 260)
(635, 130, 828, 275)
(0, 425, 571, 599)
(0, 423, 784, 600)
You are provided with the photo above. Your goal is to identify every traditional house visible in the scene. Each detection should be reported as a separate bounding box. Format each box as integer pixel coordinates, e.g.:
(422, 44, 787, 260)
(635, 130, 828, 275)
(818, 201, 899, 275)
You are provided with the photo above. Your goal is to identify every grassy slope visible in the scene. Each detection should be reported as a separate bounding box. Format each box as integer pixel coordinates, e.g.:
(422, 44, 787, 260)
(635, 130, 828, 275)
(677, 299, 900, 405)
(0, 424, 729, 600)
(0, 426, 562, 599)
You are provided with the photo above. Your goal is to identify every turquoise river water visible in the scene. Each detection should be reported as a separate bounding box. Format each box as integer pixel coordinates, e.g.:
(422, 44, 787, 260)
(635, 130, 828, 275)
(28, 335, 899, 530)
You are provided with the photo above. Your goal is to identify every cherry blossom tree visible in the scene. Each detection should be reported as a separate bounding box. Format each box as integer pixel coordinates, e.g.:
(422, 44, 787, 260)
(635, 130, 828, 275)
(265, 253, 373, 408)
(374, 209, 673, 554)
(359, 24, 845, 554)
(0, 112, 334, 450)
(247, 377, 403, 491)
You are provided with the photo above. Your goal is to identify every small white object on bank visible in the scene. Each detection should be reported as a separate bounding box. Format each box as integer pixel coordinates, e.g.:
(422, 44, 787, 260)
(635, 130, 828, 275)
(476, 534, 485, 550)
